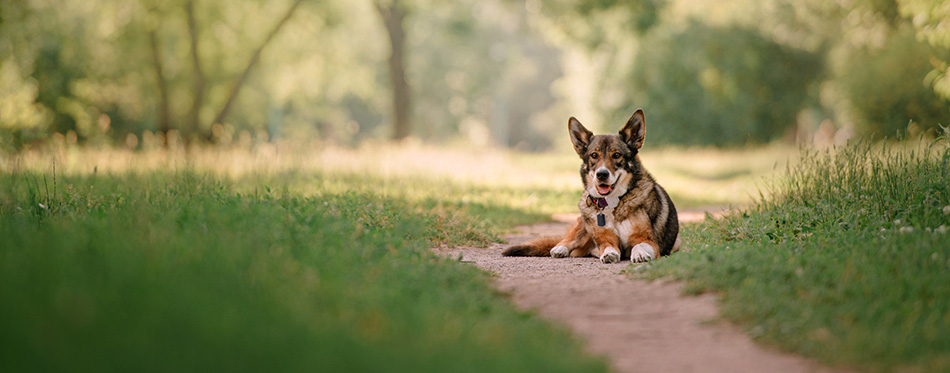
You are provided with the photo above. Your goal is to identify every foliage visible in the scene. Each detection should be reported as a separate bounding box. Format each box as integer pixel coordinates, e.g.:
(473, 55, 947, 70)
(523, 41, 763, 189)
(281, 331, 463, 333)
(0, 0, 339, 146)
(0, 61, 50, 147)
(900, 0, 950, 101)
(0, 0, 567, 150)
(539, 0, 663, 48)
(0, 167, 607, 371)
(2, 0, 949, 150)
(637, 138, 950, 370)
(757, 0, 950, 139)
(407, 1, 563, 149)
(628, 20, 822, 146)
(834, 26, 949, 136)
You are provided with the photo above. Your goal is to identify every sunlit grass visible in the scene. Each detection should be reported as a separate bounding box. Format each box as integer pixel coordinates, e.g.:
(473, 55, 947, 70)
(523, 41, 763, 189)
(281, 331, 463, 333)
(637, 137, 950, 371)
(642, 144, 799, 207)
(2, 141, 799, 212)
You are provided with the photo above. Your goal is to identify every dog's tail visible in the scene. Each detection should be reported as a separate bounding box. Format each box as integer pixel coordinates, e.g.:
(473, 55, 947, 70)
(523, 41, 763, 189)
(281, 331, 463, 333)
(501, 236, 561, 257)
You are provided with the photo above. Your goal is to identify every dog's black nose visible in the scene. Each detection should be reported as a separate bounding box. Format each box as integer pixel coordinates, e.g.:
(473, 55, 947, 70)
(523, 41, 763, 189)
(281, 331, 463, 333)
(596, 169, 610, 181)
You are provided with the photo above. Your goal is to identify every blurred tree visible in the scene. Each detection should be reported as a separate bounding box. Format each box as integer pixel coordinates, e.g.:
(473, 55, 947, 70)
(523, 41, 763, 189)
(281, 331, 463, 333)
(647, 0, 947, 142)
(495, 0, 665, 143)
(536, 0, 662, 48)
(207, 0, 304, 142)
(787, 0, 950, 136)
(8, 0, 946, 150)
(147, 29, 172, 144)
(628, 21, 822, 146)
(405, 1, 564, 149)
(0, 63, 51, 150)
(184, 0, 206, 141)
(0, 1, 50, 149)
(375, 0, 412, 141)
(0, 0, 322, 149)
(834, 26, 949, 136)
(0, 0, 105, 148)
(900, 0, 950, 102)
(575, 0, 662, 36)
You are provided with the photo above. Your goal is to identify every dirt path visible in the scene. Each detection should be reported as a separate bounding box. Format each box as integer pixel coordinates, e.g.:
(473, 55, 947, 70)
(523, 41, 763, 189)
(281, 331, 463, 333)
(434, 210, 839, 373)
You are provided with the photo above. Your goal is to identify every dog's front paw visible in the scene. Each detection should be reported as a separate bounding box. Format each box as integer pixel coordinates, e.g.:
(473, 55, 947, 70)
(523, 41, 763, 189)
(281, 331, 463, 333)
(550, 245, 569, 258)
(630, 243, 655, 263)
(600, 247, 621, 264)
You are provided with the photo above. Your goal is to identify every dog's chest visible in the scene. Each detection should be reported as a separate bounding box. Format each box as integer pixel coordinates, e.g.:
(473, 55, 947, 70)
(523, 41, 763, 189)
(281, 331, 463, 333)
(579, 192, 649, 248)
(590, 213, 636, 246)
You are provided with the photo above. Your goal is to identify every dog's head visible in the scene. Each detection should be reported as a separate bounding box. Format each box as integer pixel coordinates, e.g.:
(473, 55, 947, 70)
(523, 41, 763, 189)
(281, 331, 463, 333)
(569, 109, 646, 198)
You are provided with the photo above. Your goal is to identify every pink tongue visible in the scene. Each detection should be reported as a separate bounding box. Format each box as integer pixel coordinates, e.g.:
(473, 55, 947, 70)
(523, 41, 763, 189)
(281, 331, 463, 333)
(597, 185, 611, 195)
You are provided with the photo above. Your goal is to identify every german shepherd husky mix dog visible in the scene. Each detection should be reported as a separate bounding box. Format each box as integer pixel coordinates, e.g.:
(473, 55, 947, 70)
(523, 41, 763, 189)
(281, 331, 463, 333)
(502, 109, 681, 263)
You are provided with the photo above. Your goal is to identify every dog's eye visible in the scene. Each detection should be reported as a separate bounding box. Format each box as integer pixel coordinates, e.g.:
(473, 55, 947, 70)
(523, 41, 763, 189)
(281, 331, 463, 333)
(612, 152, 621, 159)
(590, 152, 599, 159)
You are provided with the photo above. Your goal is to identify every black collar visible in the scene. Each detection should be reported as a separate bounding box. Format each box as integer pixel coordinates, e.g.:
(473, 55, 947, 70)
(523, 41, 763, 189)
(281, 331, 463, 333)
(588, 195, 609, 208)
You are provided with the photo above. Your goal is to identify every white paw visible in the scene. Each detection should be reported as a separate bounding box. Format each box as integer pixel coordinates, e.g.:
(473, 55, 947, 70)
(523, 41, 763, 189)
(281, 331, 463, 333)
(551, 245, 569, 258)
(600, 247, 621, 264)
(630, 243, 655, 263)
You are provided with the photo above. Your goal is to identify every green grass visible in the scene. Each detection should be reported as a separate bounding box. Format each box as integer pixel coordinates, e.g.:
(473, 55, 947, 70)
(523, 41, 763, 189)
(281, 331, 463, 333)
(0, 169, 607, 372)
(0, 143, 800, 371)
(636, 136, 950, 371)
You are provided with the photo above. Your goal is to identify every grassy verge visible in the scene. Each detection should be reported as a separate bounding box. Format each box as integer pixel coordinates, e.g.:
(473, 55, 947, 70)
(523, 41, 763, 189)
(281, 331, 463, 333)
(637, 137, 950, 371)
(0, 143, 798, 371)
(0, 169, 606, 372)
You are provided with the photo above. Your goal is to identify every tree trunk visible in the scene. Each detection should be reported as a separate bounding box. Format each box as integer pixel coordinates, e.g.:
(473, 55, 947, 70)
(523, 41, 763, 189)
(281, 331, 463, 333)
(147, 30, 171, 148)
(185, 0, 206, 141)
(375, 0, 412, 141)
(207, 0, 303, 141)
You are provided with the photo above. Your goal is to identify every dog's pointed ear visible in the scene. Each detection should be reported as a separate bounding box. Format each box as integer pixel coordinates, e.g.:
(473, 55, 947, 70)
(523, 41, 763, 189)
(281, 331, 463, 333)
(569, 117, 593, 156)
(620, 109, 646, 149)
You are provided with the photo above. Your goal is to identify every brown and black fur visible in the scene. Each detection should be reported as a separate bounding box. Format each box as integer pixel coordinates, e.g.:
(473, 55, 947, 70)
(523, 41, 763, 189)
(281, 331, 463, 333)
(502, 109, 680, 263)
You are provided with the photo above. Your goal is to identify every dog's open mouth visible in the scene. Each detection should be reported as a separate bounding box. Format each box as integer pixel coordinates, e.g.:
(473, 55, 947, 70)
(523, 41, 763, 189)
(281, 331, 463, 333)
(596, 183, 615, 196)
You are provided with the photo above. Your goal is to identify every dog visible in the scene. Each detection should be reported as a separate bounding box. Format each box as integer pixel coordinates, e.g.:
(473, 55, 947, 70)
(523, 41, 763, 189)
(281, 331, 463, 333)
(502, 109, 681, 263)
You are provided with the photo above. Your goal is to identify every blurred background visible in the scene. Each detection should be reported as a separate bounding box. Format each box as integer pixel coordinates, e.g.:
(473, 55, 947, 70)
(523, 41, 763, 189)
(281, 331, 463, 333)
(1, 0, 949, 152)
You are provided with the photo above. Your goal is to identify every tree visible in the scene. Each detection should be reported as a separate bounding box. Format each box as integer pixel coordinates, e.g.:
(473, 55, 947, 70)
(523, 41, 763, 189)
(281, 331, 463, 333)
(900, 0, 950, 101)
(147, 29, 172, 145)
(834, 26, 949, 136)
(629, 21, 823, 146)
(207, 0, 304, 141)
(184, 0, 206, 140)
(0, 1, 52, 150)
(374, 0, 412, 140)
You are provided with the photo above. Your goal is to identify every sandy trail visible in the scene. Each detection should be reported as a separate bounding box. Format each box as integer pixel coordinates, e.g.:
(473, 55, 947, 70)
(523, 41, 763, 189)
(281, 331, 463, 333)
(434, 210, 839, 373)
